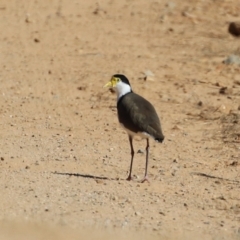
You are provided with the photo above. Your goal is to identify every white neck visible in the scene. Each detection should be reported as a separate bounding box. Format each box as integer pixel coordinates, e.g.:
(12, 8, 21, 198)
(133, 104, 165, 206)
(115, 81, 132, 101)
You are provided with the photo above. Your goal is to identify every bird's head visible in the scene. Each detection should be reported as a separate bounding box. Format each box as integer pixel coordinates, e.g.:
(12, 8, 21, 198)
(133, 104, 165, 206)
(104, 74, 132, 99)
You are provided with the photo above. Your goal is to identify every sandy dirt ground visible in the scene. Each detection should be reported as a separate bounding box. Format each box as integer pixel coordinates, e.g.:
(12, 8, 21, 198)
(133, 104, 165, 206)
(0, 0, 240, 239)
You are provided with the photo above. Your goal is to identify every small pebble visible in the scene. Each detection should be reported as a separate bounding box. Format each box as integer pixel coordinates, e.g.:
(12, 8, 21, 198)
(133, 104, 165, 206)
(159, 211, 165, 216)
(228, 22, 240, 37)
(111, 196, 118, 201)
(223, 55, 240, 65)
(135, 211, 141, 216)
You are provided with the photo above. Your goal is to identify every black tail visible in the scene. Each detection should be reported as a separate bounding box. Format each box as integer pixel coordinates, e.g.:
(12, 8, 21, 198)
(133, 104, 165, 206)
(155, 135, 164, 143)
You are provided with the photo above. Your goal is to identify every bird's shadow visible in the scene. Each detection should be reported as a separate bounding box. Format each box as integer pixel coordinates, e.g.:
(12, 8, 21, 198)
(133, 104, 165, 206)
(52, 171, 123, 181)
(191, 172, 240, 184)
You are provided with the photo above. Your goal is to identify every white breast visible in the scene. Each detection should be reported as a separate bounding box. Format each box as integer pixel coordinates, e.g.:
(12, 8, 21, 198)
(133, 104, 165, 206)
(115, 81, 132, 102)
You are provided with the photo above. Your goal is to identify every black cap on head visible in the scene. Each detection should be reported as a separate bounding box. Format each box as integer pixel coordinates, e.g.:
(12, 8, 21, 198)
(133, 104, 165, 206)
(113, 74, 131, 86)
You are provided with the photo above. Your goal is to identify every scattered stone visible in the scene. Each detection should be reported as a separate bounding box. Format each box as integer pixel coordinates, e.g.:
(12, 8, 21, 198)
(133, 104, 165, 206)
(215, 200, 228, 210)
(1, 157, 4, 161)
(223, 55, 240, 65)
(229, 160, 238, 166)
(95, 179, 103, 184)
(110, 88, 115, 93)
(122, 220, 128, 228)
(111, 195, 118, 201)
(34, 38, 40, 43)
(234, 75, 240, 84)
(160, 14, 167, 23)
(182, 11, 197, 23)
(92, 3, 106, 15)
(137, 149, 144, 154)
(77, 86, 87, 91)
(143, 70, 155, 81)
(182, 11, 193, 18)
(172, 125, 182, 130)
(228, 22, 240, 37)
(217, 196, 227, 201)
(165, 2, 176, 10)
(25, 14, 32, 23)
(219, 87, 227, 94)
(135, 211, 141, 216)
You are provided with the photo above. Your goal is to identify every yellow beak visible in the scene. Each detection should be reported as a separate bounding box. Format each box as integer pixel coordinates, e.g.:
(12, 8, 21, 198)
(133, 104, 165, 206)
(103, 81, 113, 88)
(103, 77, 118, 88)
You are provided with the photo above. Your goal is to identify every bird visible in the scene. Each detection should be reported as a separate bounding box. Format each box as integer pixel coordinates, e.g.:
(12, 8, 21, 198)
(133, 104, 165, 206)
(104, 74, 164, 183)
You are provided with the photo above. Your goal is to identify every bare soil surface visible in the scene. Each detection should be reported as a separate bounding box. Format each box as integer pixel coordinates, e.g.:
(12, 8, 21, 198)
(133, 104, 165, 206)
(0, 1, 239, 239)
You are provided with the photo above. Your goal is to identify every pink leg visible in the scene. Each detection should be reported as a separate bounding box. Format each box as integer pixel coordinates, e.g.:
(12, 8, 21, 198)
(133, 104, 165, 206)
(141, 176, 149, 183)
(126, 135, 134, 181)
(141, 138, 150, 183)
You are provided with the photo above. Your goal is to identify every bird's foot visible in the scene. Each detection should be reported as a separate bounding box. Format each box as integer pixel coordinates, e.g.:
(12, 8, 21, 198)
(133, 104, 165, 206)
(126, 175, 132, 181)
(140, 176, 149, 183)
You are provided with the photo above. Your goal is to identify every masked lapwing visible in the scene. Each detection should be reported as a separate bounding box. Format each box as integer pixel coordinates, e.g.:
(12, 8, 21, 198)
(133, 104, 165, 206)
(104, 74, 164, 182)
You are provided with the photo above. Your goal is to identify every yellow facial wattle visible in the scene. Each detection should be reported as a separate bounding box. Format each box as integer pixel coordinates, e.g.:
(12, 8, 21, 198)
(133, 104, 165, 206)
(103, 77, 119, 88)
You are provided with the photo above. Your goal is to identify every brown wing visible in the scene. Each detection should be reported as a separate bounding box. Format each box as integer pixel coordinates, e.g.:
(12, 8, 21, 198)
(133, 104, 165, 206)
(117, 92, 164, 141)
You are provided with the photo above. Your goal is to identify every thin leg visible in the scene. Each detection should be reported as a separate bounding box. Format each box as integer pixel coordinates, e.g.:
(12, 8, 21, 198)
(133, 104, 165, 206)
(141, 138, 150, 183)
(126, 135, 134, 181)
